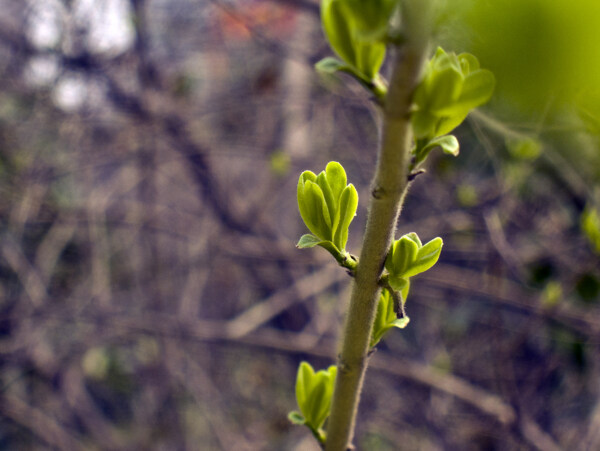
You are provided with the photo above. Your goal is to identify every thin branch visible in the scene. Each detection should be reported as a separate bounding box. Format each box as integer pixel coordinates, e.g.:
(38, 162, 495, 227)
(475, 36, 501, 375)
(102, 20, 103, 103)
(2, 393, 86, 451)
(324, 1, 432, 448)
(225, 263, 344, 338)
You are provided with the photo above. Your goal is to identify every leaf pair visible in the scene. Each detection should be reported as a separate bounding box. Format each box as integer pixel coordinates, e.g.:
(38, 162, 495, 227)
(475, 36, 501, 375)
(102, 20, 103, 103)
(412, 47, 495, 140)
(370, 289, 410, 348)
(288, 362, 337, 444)
(297, 162, 358, 261)
(318, 0, 397, 93)
(385, 233, 443, 293)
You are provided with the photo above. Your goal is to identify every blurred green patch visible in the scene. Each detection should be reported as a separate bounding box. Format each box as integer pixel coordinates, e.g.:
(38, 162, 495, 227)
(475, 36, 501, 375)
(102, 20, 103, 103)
(455, 183, 478, 207)
(540, 281, 562, 308)
(506, 137, 542, 161)
(581, 206, 600, 254)
(360, 431, 396, 451)
(453, 0, 600, 116)
(269, 150, 290, 176)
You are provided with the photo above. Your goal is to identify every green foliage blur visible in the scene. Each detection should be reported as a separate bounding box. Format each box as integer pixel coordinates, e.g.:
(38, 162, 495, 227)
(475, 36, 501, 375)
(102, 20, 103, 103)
(443, 0, 600, 116)
(440, 0, 600, 228)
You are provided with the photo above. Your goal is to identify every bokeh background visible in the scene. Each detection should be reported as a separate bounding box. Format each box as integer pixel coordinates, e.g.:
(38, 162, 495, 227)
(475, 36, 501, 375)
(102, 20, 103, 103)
(1, 0, 599, 449)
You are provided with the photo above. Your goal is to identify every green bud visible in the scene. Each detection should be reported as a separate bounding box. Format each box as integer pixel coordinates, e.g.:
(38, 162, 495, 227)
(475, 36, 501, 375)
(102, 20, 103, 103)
(334, 184, 358, 251)
(405, 236, 443, 278)
(315, 56, 353, 76)
(370, 289, 410, 348)
(412, 47, 495, 140)
(386, 234, 419, 277)
(297, 162, 358, 258)
(386, 233, 443, 279)
(292, 362, 337, 435)
(297, 175, 332, 241)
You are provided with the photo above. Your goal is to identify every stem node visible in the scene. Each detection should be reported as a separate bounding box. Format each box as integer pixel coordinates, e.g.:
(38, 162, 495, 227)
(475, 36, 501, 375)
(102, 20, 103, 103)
(371, 186, 386, 199)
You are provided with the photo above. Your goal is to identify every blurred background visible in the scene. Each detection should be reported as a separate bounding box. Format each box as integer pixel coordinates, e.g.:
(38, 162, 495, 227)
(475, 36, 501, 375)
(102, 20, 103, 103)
(0, 0, 599, 449)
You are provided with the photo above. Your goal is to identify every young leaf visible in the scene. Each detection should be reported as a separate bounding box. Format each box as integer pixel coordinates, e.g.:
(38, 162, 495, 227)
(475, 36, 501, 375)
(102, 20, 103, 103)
(400, 277, 410, 303)
(453, 69, 495, 111)
(315, 57, 353, 75)
(307, 365, 337, 430)
(316, 171, 337, 229)
(306, 375, 328, 429)
(388, 274, 409, 293)
(416, 135, 460, 166)
(403, 237, 443, 278)
(370, 298, 393, 347)
(340, 0, 398, 43)
(322, 0, 357, 72)
(386, 235, 418, 277)
(296, 235, 343, 263)
(325, 161, 347, 204)
(427, 66, 464, 113)
(296, 234, 323, 249)
(381, 288, 397, 323)
(296, 361, 313, 415)
(293, 362, 338, 432)
(333, 184, 358, 251)
(297, 162, 357, 260)
(370, 289, 411, 348)
(319, 365, 337, 427)
(288, 411, 306, 425)
(297, 172, 321, 237)
(432, 70, 494, 136)
(433, 135, 459, 156)
(304, 180, 332, 240)
(353, 39, 386, 80)
(458, 52, 480, 72)
(321, 0, 386, 80)
(373, 291, 391, 329)
(405, 232, 422, 247)
(411, 109, 439, 140)
(412, 47, 495, 140)
(434, 112, 469, 138)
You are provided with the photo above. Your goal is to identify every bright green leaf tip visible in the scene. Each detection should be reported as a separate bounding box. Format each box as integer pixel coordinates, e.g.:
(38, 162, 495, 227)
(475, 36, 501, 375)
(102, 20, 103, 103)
(297, 162, 358, 260)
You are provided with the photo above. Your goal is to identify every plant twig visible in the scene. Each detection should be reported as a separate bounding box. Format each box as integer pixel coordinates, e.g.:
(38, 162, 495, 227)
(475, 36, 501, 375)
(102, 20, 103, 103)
(324, 2, 432, 449)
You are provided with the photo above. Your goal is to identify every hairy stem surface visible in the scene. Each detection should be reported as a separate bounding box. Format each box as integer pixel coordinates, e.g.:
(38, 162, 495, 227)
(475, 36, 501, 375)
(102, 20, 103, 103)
(324, 3, 432, 450)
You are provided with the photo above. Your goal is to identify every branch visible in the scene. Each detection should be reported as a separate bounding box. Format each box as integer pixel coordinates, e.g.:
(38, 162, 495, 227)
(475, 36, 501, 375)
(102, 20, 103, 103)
(2, 393, 86, 450)
(324, 2, 433, 449)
